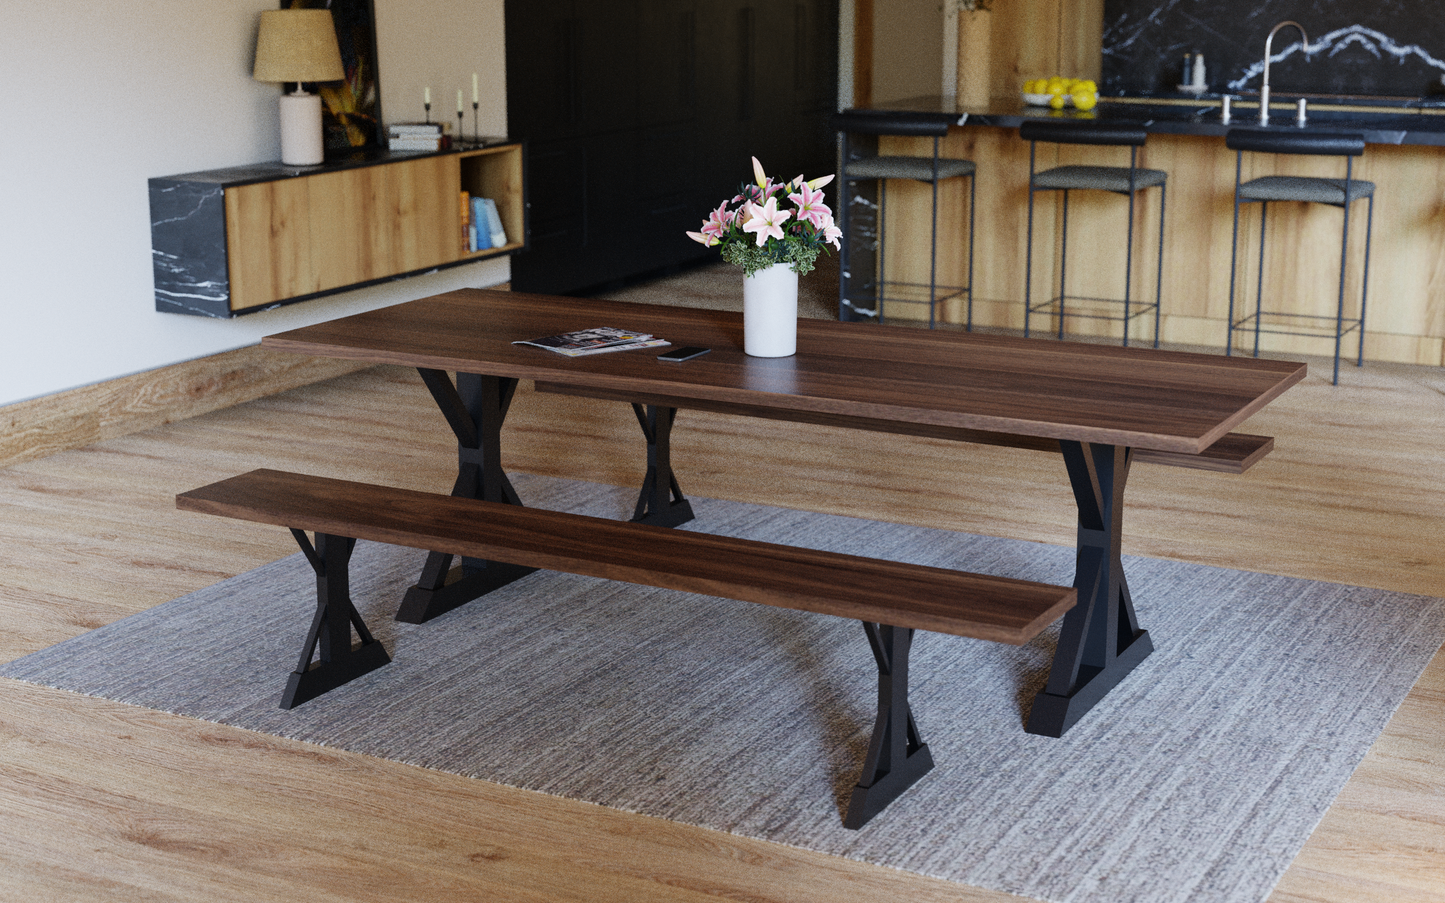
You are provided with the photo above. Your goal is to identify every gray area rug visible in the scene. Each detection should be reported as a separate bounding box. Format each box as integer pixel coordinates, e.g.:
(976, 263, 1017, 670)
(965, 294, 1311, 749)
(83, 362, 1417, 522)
(5, 473, 1443, 903)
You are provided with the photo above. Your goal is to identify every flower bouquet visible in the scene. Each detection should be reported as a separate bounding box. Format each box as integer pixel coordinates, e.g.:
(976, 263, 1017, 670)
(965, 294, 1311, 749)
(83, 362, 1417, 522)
(686, 157, 841, 277)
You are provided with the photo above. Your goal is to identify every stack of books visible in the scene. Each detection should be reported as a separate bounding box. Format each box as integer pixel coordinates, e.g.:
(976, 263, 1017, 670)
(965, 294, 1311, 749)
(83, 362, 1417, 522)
(460, 191, 509, 252)
(387, 123, 449, 153)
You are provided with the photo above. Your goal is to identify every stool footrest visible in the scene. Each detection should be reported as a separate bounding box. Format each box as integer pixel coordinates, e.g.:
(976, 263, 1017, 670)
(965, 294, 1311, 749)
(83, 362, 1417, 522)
(1230, 310, 1365, 341)
(848, 280, 970, 307)
(1029, 295, 1161, 324)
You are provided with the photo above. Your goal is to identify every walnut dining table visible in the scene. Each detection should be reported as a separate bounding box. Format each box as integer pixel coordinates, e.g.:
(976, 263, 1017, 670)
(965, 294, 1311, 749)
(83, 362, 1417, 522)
(262, 288, 1306, 737)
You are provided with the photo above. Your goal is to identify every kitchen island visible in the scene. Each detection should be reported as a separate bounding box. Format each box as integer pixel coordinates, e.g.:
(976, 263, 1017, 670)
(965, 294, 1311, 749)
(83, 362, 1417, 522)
(839, 94, 1445, 368)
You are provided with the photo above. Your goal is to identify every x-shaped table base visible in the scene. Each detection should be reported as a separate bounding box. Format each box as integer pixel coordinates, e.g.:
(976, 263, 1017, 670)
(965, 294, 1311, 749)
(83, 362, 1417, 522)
(396, 370, 537, 624)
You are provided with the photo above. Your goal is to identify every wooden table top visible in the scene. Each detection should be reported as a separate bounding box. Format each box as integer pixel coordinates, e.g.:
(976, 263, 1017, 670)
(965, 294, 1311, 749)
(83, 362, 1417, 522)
(262, 289, 1306, 455)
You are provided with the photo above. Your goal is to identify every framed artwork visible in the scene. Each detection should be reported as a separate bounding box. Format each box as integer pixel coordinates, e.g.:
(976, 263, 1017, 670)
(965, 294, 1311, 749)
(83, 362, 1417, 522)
(284, 0, 383, 155)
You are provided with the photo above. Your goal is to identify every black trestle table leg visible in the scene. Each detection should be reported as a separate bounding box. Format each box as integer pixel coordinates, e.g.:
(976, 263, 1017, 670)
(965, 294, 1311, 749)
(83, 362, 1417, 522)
(281, 531, 391, 709)
(629, 403, 695, 528)
(397, 370, 536, 624)
(844, 622, 934, 828)
(1026, 440, 1153, 737)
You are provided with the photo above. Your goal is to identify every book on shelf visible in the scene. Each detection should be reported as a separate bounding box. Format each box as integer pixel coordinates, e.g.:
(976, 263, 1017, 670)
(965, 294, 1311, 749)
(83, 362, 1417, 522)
(470, 196, 492, 251)
(481, 197, 508, 248)
(388, 122, 448, 136)
(389, 137, 445, 151)
(513, 327, 670, 357)
(460, 190, 472, 253)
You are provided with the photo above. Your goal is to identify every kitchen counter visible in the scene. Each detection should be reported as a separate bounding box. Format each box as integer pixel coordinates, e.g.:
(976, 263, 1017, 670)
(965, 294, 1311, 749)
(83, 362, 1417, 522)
(833, 94, 1445, 368)
(847, 94, 1445, 147)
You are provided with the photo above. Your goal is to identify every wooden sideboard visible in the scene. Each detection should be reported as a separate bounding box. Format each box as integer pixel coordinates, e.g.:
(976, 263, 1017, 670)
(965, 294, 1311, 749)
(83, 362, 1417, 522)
(149, 143, 526, 318)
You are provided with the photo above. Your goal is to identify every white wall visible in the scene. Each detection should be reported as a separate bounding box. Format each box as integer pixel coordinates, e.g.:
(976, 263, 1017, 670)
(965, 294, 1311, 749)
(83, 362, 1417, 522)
(0, 0, 508, 407)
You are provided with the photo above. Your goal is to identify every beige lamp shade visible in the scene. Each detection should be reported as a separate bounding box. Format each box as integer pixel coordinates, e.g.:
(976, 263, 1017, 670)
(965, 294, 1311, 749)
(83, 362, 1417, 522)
(253, 9, 345, 84)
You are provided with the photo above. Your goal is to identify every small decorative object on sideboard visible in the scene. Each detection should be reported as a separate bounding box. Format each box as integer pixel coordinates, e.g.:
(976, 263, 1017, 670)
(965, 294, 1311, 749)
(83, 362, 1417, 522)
(687, 157, 840, 357)
(387, 121, 447, 152)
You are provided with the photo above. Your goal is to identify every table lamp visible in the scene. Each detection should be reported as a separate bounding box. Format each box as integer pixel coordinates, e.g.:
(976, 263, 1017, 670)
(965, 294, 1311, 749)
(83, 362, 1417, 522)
(253, 9, 345, 165)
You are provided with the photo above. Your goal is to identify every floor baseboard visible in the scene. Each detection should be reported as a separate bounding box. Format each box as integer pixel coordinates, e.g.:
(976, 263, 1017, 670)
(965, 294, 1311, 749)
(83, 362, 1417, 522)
(0, 345, 369, 470)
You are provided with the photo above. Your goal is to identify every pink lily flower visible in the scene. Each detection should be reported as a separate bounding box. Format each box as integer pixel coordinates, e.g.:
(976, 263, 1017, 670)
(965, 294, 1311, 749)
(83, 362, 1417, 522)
(788, 181, 833, 229)
(700, 201, 733, 239)
(750, 157, 787, 199)
(741, 196, 792, 246)
(808, 173, 835, 190)
(686, 230, 720, 247)
(751, 156, 769, 189)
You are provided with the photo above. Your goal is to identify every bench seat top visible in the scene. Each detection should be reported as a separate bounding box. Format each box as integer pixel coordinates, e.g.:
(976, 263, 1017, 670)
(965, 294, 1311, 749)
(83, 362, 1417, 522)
(178, 469, 1076, 646)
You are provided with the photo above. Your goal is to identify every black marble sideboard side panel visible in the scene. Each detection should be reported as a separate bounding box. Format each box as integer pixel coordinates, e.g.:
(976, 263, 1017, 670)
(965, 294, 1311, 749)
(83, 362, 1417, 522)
(149, 178, 230, 319)
(1102, 1, 1445, 98)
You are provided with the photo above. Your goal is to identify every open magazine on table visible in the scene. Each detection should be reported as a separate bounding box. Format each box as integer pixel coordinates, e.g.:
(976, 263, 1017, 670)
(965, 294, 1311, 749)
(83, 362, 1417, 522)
(512, 326, 669, 357)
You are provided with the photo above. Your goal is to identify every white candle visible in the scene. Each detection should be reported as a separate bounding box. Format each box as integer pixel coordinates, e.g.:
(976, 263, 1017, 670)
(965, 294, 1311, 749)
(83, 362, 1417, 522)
(472, 72, 479, 104)
(457, 88, 464, 112)
(424, 86, 431, 105)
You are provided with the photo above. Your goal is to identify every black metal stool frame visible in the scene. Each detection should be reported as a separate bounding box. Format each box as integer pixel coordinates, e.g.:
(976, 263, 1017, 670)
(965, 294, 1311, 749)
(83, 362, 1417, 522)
(834, 110, 976, 329)
(1022, 121, 1166, 348)
(1225, 129, 1373, 385)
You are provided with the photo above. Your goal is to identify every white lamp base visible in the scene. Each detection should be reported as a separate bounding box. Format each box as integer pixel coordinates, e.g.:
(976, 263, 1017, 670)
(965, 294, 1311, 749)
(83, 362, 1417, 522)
(278, 90, 325, 166)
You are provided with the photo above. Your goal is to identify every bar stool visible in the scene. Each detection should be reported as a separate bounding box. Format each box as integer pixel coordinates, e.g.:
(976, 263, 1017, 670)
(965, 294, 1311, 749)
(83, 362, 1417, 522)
(1225, 129, 1373, 385)
(1021, 121, 1166, 347)
(833, 110, 976, 329)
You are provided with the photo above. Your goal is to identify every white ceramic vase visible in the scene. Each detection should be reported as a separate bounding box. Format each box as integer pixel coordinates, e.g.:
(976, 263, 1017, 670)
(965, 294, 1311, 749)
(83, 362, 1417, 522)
(742, 262, 799, 357)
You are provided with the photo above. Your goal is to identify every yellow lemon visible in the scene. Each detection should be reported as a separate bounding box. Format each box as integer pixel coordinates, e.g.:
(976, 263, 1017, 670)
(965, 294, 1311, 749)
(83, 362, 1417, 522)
(1072, 91, 1097, 112)
(1048, 93, 1068, 110)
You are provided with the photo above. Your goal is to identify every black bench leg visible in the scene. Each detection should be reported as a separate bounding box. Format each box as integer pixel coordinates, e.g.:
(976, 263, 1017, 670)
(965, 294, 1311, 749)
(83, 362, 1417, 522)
(398, 370, 537, 624)
(844, 623, 934, 829)
(1027, 441, 1154, 737)
(281, 531, 391, 709)
(630, 404, 695, 527)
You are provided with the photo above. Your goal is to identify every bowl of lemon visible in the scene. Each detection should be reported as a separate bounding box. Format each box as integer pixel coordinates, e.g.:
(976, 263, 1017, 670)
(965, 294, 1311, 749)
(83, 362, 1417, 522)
(1022, 77, 1098, 112)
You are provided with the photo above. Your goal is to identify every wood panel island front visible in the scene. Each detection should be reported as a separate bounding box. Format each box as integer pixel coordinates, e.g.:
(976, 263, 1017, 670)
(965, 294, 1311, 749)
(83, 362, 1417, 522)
(840, 96, 1445, 370)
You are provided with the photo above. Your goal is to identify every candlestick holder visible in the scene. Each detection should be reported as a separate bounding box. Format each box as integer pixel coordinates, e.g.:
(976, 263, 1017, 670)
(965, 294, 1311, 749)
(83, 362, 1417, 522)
(424, 102, 431, 124)
(472, 102, 480, 145)
(457, 109, 465, 145)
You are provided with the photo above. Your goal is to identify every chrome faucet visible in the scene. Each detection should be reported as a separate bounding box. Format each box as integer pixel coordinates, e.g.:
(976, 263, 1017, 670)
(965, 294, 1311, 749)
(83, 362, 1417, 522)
(1259, 21, 1309, 124)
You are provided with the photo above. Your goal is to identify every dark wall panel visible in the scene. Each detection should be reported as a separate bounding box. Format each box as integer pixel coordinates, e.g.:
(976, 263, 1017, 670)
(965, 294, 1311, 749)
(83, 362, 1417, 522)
(506, 0, 839, 296)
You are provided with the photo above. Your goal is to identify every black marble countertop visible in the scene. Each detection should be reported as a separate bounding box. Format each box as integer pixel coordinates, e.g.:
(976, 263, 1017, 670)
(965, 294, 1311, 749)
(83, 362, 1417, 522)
(846, 95, 1445, 147)
(153, 138, 514, 186)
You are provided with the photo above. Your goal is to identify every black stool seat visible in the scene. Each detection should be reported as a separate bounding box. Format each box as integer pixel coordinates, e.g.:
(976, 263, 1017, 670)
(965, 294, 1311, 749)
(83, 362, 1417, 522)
(845, 155, 977, 181)
(1032, 165, 1167, 193)
(1236, 175, 1374, 205)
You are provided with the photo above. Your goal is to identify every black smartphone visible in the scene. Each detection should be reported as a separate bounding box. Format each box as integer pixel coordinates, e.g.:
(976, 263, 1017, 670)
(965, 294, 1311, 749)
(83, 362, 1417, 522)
(657, 346, 711, 362)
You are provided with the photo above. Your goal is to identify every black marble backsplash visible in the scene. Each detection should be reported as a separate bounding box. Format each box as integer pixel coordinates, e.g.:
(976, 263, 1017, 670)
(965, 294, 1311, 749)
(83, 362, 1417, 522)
(1102, 0, 1445, 98)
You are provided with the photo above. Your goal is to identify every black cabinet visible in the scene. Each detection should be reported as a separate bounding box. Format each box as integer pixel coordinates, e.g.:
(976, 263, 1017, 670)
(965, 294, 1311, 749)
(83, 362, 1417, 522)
(506, 0, 838, 295)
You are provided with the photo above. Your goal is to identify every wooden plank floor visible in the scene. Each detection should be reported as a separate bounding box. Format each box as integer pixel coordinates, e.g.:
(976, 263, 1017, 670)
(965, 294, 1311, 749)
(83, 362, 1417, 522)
(1, 329, 1442, 900)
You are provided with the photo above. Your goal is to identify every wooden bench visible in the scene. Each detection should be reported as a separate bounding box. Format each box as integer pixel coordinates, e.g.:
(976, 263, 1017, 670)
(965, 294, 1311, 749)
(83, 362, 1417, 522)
(178, 467, 1076, 828)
